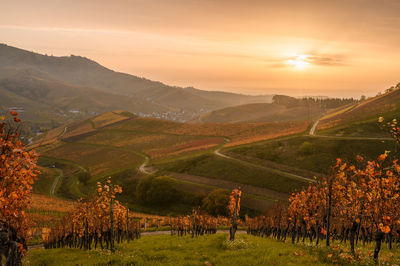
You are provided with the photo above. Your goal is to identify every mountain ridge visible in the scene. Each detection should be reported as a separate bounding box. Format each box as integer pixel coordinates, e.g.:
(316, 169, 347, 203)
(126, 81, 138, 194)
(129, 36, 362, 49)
(0, 43, 274, 116)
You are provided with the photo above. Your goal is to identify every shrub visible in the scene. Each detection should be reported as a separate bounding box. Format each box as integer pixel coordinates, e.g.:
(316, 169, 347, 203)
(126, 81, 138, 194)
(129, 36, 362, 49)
(298, 141, 313, 155)
(202, 189, 230, 216)
(136, 176, 181, 206)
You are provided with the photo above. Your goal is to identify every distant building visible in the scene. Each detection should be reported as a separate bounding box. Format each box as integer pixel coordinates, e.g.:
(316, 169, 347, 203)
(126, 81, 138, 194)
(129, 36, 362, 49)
(9, 107, 25, 113)
(69, 110, 81, 114)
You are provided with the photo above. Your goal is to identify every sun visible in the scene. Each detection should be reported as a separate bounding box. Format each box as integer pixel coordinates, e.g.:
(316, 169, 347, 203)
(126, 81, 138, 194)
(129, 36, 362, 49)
(285, 54, 310, 70)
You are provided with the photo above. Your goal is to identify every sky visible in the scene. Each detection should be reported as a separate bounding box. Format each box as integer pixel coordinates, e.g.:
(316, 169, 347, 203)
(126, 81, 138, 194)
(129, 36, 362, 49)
(1, 0, 400, 98)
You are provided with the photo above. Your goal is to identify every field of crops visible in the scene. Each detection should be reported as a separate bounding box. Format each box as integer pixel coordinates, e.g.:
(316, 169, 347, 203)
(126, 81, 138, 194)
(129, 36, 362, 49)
(75, 129, 224, 159)
(42, 142, 143, 177)
(91, 111, 130, 128)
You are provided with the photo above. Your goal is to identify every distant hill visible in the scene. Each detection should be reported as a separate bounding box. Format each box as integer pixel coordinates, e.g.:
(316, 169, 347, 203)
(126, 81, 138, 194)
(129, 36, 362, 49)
(197, 103, 317, 123)
(0, 67, 167, 129)
(0, 43, 273, 128)
(198, 95, 357, 123)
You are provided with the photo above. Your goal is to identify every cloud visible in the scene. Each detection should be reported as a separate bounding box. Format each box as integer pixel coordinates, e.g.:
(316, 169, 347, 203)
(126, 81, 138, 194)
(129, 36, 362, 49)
(267, 53, 347, 68)
(307, 54, 346, 66)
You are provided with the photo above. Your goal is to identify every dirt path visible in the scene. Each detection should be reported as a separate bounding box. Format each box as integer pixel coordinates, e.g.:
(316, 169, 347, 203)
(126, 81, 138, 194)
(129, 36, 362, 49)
(141, 229, 247, 236)
(138, 156, 157, 175)
(60, 126, 68, 137)
(28, 230, 247, 250)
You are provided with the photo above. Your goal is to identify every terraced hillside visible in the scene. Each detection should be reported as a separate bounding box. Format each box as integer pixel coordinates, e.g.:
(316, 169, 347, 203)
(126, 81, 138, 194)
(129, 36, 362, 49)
(33, 111, 310, 214)
(34, 91, 400, 215)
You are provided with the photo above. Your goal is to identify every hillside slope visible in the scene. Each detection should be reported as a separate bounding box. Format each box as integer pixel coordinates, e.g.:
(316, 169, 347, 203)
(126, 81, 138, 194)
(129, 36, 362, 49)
(317, 87, 400, 132)
(32, 111, 308, 212)
(198, 96, 356, 123)
(198, 103, 320, 123)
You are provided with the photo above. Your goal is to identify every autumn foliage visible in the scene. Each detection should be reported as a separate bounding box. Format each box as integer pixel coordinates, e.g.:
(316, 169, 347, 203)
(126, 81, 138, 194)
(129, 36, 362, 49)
(43, 177, 132, 249)
(228, 188, 241, 241)
(0, 111, 39, 249)
(247, 149, 400, 262)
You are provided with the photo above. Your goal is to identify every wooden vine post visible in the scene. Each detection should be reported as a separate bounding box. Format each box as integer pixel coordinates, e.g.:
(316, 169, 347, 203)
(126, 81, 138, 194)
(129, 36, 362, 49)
(109, 179, 115, 253)
(126, 207, 130, 243)
(229, 188, 241, 241)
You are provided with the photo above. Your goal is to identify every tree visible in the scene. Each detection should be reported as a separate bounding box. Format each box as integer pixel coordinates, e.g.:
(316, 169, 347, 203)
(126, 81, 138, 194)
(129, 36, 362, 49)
(202, 189, 230, 216)
(0, 111, 39, 261)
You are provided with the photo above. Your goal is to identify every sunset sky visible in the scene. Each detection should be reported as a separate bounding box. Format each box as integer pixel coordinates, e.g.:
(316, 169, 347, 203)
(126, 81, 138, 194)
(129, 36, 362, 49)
(1, 0, 399, 98)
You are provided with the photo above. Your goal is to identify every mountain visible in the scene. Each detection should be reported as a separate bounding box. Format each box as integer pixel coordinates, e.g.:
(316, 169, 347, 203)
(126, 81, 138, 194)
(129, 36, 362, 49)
(0, 43, 273, 127)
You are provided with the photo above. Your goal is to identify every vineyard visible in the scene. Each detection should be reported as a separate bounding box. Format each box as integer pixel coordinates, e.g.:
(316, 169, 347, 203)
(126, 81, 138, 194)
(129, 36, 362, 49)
(247, 117, 400, 263)
(4, 111, 400, 265)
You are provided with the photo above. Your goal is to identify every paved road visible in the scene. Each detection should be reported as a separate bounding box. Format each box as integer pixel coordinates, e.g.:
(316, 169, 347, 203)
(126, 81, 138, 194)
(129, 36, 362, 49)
(309, 120, 319, 135)
(309, 119, 392, 140)
(213, 139, 316, 184)
(50, 170, 62, 196)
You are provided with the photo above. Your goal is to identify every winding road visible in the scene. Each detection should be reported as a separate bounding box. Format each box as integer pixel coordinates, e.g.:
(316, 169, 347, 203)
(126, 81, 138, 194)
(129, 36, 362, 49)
(309, 119, 392, 140)
(309, 120, 319, 135)
(213, 138, 316, 184)
(48, 168, 63, 197)
(138, 156, 157, 175)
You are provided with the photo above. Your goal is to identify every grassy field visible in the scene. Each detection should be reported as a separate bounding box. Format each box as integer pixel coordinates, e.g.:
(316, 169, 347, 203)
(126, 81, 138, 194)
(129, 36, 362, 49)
(317, 110, 400, 138)
(318, 119, 391, 137)
(33, 166, 61, 195)
(25, 234, 400, 265)
(228, 136, 396, 175)
(154, 153, 308, 193)
(37, 156, 90, 199)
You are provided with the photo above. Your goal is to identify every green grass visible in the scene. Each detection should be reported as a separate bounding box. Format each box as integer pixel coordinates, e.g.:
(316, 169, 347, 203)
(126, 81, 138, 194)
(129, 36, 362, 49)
(37, 156, 88, 199)
(25, 234, 400, 265)
(34, 167, 60, 195)
(318, 114, 395, 138)
(154, 153, 307, 193)
(229, 136, 396, 175)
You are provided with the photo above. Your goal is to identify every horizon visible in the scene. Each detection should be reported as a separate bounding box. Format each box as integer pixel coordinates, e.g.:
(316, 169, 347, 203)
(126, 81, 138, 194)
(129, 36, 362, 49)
(1, 0, 400, 98)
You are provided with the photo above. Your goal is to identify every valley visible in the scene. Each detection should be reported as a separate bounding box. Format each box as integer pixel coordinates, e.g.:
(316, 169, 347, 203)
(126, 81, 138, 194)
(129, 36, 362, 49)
(27, 85, 400, 219)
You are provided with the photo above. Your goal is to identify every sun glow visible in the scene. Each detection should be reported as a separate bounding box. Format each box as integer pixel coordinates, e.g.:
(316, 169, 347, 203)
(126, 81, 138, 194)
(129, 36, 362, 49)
(285, 54, 310, 70)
